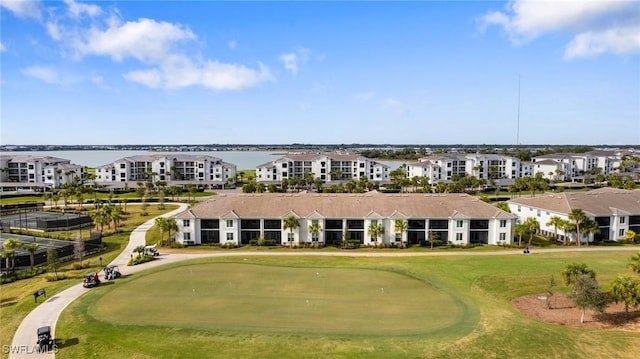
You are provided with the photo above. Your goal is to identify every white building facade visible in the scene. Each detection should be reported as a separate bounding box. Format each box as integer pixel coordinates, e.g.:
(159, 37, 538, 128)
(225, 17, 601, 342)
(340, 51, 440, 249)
(256, 154, 391, 184)
(507, 188, 640, 243)
(175, 192, 516, 247)
(0, 155, 84, 190)
(407, 153, 522, 183)
(94, 154, 236, 188)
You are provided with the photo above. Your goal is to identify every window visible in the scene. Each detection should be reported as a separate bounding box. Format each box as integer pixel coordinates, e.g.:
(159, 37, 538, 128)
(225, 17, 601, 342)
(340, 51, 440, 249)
(120, 163, 126, 169)
(499, 233, 506, 241)
(226, 233, 234, 241)
(536, 210, 541, 217)
(183, 220, 190, 227)
(456, 220, 463, 228)
(183, 233, 191, 240)
(620, 217, 626, 224)
(395, 233, 401, 242)
(288, 232, 295, 242)
(619, 229, 625, 236)
(226, 220, 233, 228)
(312, 220, 318, 225)
(456, 233, 463, 241)
(312, 233, 319, 242)
(517, 206, 521, 212)
(500, 220, 506, 228)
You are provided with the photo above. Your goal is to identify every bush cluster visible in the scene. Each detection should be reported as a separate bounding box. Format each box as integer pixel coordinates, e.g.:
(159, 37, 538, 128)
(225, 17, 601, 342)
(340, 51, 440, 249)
(127, 255, 155, 266)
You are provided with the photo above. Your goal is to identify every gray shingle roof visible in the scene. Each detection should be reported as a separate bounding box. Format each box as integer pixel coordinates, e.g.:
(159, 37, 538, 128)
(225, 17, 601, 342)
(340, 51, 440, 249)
(507, 189, 640, 216)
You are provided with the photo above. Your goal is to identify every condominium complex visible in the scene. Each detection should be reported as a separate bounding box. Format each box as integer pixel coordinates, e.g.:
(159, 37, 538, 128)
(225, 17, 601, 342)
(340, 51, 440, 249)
(256, 154, 391, 184)
(0, 155, 84, 191)
(407, 153, 527, 183)
(175, 192, 516, 246)
(407, 150, 625, 184)
(507, 188, 640, 243)
(94, 154, 236, 188)
(530, 150, 623, 181)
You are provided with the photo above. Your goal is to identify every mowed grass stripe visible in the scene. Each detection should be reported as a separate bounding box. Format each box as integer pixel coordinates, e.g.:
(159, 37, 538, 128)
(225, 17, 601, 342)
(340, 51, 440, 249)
(93, 263, 463, 336)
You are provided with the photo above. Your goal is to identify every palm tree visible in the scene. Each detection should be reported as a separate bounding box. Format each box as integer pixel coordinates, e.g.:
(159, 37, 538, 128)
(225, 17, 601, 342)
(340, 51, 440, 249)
(628, 252, 640, 274)
(582, 218, 600, 246)
(367, 221, 385, 247)
(394, 220, 409, 247)
(523, 217, 540, 249)
(23, 243, 40, 273)
(155, 217, 169, 245)
(568, 208, 588, 246)
(513, 223, 526, 247)
(166, 218, 178, 244)
(308, 221, 323, 247)
(2, 238, 23, 274)
(283, 216, 299, 247)
(546, 216, 564, 243)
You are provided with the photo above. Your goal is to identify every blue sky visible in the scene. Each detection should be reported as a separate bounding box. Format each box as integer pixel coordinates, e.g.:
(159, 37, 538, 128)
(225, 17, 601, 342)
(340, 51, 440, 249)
(1, 0, 639, 146)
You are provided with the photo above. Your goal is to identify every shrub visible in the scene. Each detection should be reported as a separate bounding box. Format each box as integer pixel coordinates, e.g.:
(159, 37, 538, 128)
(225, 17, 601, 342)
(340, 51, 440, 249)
(127, 255, 155, 266)
(342, 240, 361, 249)
(82, 261, 92, 269)
(44, 273, 67, 281)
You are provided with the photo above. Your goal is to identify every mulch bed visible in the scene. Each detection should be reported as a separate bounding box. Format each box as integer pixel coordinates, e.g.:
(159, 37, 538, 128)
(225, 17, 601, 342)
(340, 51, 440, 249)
(512, 292, 640, 331)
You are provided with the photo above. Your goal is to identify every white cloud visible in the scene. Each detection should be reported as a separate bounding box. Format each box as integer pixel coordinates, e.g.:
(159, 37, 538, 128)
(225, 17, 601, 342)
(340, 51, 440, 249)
(565, 26, 640, 59)
(0, 0, 42, 19)
(279, 47, 311, 75)
(279, 53, 298, 75)
(76, 18, 196, 63)
(0, 41, 5, 52)
(479, 0, 640, 58)
(63, 0, 101, 19)
(21, 65, 60, 84)
(124, 56, 273, 90)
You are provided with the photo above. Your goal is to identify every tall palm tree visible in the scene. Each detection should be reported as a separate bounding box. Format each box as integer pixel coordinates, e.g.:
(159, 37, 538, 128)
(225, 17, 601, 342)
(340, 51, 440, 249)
(367, 221, 385, 247)
(155, 217, 169, 245)
(394, 220, 408, 247)
(166, 218, 178, 244)
(23, 243, 40, 273)
(523, 217, 540, 249)
(546, 216, 564, 243)
(308, 221, 323, 247)
(513, 223, 526, 247)
(2, 238, 23, 274)
(581, 218, 600, 246)
(569, 208, 588, 246)
(283, 216, 299, 247)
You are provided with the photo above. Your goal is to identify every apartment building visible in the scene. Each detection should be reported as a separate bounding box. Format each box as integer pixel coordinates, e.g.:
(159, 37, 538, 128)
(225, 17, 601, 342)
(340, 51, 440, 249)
(0, 155, 84, 190)
(256, 154, 391, 184)
(407, 153, 522, 183)
(94, 154, 236, 188)
(530, 150, 623, 181)
(175, 192, 516, 246)
(507, 188, 640, 243)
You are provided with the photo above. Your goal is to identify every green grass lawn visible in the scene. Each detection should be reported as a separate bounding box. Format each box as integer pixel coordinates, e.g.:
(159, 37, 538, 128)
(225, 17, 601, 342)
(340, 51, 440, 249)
(93, 263, 466, 336)
(0, 204, 178, 357)
(55, 251, 640, 359)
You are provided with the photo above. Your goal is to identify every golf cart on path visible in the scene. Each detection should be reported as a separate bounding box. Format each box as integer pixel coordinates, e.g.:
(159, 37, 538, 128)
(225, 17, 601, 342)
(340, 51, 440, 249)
(104, 265, 122, 280)
(82, 272, 101, 288)
(37, 326, 53, 351)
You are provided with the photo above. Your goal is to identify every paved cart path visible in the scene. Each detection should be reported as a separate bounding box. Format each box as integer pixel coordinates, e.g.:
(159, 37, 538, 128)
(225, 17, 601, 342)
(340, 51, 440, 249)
(9, 204, 639, 358)
(8, 204, 188, 359)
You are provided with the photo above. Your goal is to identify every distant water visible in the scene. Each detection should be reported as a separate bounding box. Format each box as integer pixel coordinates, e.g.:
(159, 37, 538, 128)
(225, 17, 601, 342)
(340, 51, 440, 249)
(2, 150, 405, 170)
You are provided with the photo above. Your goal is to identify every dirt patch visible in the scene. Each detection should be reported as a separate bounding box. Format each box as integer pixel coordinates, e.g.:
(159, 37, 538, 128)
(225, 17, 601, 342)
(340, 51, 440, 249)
(512, 293, 640, 331)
